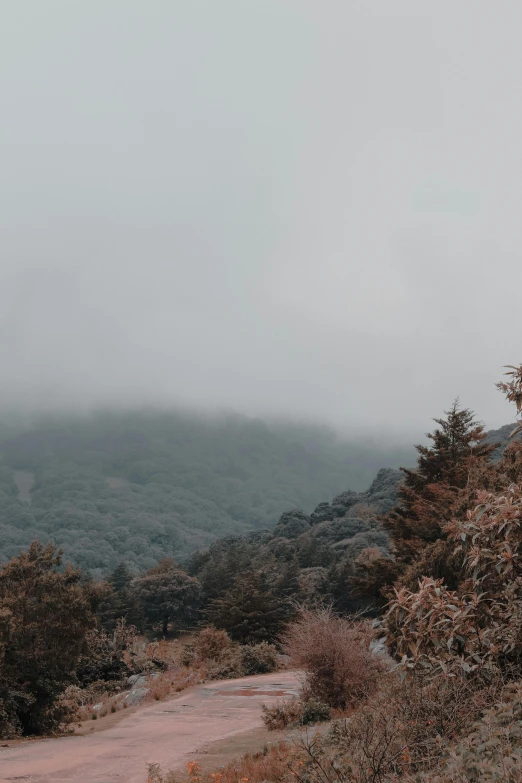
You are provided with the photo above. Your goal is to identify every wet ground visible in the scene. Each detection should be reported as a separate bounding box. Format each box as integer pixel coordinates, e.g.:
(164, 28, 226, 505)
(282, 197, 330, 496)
(0, 671, 299, 783)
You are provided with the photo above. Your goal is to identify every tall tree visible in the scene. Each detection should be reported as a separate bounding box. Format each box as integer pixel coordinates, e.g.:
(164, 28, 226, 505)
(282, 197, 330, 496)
(206, 570, 294, 643)
(0, 542, 94, 737)
(132, 560, 202, 637)
(108, 562, 132, 592)
(98, 563, 136, 631)
(385, 402, 496, 565)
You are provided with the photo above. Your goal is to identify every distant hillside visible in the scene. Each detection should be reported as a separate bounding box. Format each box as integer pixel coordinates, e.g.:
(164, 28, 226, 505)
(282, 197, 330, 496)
(188, 467, 404, 615)
(484, 422, 522, 457)
(0, 410, 414, 574)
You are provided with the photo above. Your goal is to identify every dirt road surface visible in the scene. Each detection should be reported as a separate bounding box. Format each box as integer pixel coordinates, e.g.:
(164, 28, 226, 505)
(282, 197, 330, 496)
(0, 672, 299, 783)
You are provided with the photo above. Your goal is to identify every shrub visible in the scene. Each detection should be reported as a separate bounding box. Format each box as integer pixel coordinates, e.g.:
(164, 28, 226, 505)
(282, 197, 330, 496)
(240, 642, 278, 675)
(386, 483, 522, 678)
(282, 606, 386, 709)
(179, 644, 197, 667)
(147, 668, 206, 701)
(299, 697, 331, 725)
(206, 570, 294, 643)
(423, 680, 522, 783)
(205, 647, 243, 680)
(195, 626, 233, 661)
(76, 627, 132, 687)
(385, 365, 522, 681)
(291, 669, 504, 783)
(262, 696, 331, 730)
(262, 697, 303, 730)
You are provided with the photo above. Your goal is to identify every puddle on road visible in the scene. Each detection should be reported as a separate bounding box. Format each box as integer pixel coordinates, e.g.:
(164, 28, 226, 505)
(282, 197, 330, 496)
(216, 689, 287, 697)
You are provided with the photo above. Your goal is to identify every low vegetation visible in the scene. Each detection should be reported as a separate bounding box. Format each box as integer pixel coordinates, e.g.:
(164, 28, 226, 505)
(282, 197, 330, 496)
(281, 606, 385, 709)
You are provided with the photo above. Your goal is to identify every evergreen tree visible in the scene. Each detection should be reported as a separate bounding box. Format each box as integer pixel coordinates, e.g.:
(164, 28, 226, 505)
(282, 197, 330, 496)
(98, 563, 136, 631)
(345, 547, 400, 611)
(0, 543, 94, 736)
(108, 562, 132, 592)
(131, 560, 202, 637)
(385, 402, 496, 565)
(207, 570, 294, 643)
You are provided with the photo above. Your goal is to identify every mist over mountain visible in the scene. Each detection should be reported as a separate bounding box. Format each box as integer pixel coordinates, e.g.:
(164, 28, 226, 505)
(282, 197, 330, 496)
(1, 3, 521, 435)
(0, 409, 415, 574)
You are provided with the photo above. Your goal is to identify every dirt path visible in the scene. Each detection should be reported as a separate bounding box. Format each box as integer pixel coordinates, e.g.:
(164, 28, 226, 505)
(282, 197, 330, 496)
(0, 672, 299, 783)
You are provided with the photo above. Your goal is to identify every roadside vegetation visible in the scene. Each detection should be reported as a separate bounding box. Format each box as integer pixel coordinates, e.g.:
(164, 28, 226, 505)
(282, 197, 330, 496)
(3, 363, 522, 783)
(149, 364, 522, 783)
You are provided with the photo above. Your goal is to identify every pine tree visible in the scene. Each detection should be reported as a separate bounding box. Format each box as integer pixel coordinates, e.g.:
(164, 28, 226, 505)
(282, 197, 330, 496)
(98, 562, 136, 631)
(206, 570, 294, 643)
(385, 401, 496, 566)
(108, 562, 132, 592)
(0, 543, 93, 736)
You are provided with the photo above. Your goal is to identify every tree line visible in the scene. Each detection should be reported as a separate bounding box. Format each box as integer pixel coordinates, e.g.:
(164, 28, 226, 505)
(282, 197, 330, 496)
(0, 410, 413, 572)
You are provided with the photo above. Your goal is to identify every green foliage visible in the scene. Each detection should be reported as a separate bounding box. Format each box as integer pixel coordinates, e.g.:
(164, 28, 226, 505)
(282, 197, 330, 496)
(240, 642, 279, 675)
(424, 681, 522, 782)
(131, 560, 202, 637)
(190, 469, 402, 618)
(207, 570, 293, 643)
(0, 542, 94, 736)
(76, 633, 126, 687)
(0, 411, 413, 572)
(98, 563, 137, 631)
(109, 562, 132, 592)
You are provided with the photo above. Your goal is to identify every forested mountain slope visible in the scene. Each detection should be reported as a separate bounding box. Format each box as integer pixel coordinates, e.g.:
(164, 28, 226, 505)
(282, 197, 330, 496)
(0, 410, 413, 573)
(484, 421, 521, 456)
(189, 467, 404, 618)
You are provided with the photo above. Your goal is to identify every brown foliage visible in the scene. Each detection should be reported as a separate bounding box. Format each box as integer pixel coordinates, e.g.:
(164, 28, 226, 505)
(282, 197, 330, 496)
(496, 364, 522, 438)
(291, 669, 503, 783)
(0, 542, 94, 737)
(261, 697, 304, 729)
(154, 670, 503, 783)
(194, 626, 233, 661)
(386, 483, 522, 677)
(148, 743, 297, 783)
(281, 606, 386, 709)
(422, 680, 522, 783)
(262, 697, 330, 730)
(384, 402, 496, 571)
(148, 365, 522, 783)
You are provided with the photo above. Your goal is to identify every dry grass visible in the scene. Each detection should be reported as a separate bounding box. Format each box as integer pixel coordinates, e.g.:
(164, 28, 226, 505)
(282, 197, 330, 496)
(76, 692, 128, 722)
(147, 666, 207, 701)
(148, 742, 299, 783)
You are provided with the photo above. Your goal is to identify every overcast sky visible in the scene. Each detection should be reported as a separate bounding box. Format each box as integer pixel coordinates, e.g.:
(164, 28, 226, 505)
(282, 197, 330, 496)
(0, 2, 520, 437)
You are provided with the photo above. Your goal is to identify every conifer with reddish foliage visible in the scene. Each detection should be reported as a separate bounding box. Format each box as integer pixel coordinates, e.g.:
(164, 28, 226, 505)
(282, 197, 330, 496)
(385, 401, 496, 565)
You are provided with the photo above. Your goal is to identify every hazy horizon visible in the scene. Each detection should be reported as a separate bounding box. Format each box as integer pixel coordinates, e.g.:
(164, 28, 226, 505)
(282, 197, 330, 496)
(1, 2, 520, 437)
